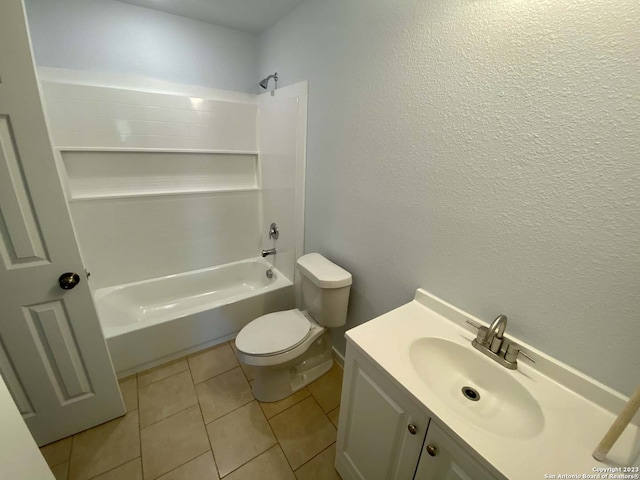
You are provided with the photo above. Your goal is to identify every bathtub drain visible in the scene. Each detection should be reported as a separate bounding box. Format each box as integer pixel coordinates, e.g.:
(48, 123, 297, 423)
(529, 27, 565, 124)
(266, 269, 273, 279)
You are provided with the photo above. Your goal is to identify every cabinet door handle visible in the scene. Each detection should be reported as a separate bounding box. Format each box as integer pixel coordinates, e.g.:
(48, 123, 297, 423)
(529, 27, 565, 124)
(426, 444, 438, 457)
(407, 424, 418, 435)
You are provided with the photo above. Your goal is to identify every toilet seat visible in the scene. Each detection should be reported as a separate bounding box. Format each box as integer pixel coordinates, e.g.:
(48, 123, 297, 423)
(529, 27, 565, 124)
(236, 309, 311, 356)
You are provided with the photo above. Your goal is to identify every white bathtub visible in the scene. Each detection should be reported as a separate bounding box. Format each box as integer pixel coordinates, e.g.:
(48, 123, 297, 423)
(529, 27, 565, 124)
(94, 258, 294, 376)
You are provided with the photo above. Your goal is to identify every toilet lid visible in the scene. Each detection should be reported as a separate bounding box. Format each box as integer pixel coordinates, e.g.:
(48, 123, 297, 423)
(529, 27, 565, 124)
(236, 309, 311, 356)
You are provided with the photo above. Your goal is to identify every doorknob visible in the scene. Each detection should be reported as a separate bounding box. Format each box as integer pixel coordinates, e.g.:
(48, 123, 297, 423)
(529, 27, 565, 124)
(407, 424, 418, 435)
(58, 272, 80, 290)
(426, 444, 438, 457)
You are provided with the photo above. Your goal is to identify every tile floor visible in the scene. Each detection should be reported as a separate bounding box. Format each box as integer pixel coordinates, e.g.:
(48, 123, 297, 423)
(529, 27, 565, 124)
(39, 341, 343, 480)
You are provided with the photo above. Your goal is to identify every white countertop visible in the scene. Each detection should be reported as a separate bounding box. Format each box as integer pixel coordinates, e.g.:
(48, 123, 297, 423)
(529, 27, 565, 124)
(345, 289, 640, 480)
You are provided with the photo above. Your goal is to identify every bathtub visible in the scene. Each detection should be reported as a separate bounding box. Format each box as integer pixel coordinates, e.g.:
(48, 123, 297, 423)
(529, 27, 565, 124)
(94, 258, 294, 376)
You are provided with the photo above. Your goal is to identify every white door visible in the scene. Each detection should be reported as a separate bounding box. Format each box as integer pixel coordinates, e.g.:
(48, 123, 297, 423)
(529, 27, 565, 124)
(413, 422, 499, 480)
(0, 0, 124, 446)
(336, 347, 430, 480)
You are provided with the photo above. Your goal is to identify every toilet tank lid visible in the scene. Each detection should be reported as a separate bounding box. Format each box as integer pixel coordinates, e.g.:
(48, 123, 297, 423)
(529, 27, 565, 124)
(296, 253, 352, 288)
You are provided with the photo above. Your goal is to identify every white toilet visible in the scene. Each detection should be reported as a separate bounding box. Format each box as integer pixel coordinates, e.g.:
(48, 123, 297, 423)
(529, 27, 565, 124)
(235, 253, 352, 402)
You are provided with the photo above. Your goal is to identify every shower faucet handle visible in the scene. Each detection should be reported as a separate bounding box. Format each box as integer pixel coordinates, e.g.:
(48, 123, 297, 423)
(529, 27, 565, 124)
(269, 223, 279, 240)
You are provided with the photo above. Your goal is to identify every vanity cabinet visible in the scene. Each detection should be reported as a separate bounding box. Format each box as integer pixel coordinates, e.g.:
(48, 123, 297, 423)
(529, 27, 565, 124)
(335, 345, 430, 480)
(413, 422, 497, 480)
(336, 342, 501, 480)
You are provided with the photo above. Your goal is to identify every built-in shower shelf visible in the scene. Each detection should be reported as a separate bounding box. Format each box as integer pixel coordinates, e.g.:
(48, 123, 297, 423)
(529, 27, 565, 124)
(68, 186, 260, 201)
(60, 149, 260, 201)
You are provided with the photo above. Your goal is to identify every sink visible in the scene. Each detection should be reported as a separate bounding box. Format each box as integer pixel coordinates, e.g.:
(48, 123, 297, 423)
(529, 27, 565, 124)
(409, 337, 544, 439)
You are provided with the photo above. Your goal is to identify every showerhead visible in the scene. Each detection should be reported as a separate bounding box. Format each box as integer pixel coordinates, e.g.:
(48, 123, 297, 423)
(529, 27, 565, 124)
(259, 72, 278, 90)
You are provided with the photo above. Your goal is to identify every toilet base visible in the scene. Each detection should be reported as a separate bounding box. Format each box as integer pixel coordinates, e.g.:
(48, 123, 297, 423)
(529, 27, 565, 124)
(251, 331, 333, 403)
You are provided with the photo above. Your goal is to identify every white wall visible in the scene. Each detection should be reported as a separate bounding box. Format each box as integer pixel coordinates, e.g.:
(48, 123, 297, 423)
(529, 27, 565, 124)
(0, 377, 54, 480)
(24, 0, 259, 93)
(259, 0, 640, 395)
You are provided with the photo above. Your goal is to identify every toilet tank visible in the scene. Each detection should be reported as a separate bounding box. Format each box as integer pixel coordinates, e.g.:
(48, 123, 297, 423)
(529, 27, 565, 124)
(296, 253, 352, 328)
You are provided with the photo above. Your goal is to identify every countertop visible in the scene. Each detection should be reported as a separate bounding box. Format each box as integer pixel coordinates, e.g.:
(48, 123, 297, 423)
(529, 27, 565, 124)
(345, 289, 640, 480)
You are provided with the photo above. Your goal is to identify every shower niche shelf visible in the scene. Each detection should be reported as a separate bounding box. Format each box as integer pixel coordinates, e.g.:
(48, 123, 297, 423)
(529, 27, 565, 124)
(60, 149, 260, 200)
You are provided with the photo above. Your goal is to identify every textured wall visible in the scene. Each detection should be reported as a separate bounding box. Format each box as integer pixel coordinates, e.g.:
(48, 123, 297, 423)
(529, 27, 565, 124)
(260, 0, 640, 395)
(24, 0, 259, 93)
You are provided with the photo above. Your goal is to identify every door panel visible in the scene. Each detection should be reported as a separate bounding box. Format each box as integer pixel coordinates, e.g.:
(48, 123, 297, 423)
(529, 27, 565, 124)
(414, 422, 498, 480)
(24, 300, 93, 401)
(0, 0, 124, 445)
(336, 348, 429, 480)
(0, 115, 49, 267)
(0, 337, 34, 416)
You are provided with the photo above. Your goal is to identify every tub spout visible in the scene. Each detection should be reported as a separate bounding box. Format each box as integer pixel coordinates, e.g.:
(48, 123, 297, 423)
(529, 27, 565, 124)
(261, 248, 276, 257)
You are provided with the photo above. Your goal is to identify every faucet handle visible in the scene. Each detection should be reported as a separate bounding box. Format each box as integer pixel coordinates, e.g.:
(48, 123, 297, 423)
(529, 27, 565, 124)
(505, 343, 536, 364)
(465, 319, 483, 329)
(518, 350, 536, 363)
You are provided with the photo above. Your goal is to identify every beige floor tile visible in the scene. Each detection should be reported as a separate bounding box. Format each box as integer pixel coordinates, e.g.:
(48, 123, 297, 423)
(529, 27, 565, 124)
(92, 458, 142, 480)
(139, 371, 197, 428)
(188, 343, 238, 384)
(140, 405, 209, 480)
(307, 363, 343, 413)
(138, 358, 189, 388)
(327, 407, 340, 429)
(119, 376, 138, 413)
(230, 340, 256, 381)
(295, 444, 341, 480)
(225, 446, 295, 480)
(40, 437, 72, 467)
(207, 401, 277, 477)
(68, 411, 140, 480)
(196, 368, 253, 423)
(260, 388, 310, 419)
(51, 461, 68, 480)
(270, 397, 337, 470)
(157, 451, 219, 480)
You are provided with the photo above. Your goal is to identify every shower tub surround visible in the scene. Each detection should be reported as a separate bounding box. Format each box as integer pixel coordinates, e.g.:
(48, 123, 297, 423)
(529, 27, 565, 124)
(40, 68, 307, 375)
(96, 258, 293, 375)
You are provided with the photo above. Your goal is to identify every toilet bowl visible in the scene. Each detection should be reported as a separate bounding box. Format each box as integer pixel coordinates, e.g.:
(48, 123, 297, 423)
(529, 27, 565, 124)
(234, 253, 352, 402)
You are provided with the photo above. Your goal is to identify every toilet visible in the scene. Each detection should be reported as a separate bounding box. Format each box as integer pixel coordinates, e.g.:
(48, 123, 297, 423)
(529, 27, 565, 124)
(235, 253, 352, 402)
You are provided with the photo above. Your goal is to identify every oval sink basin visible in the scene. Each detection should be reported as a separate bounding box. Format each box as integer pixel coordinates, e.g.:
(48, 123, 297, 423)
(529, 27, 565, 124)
(409, 338, 544, 439)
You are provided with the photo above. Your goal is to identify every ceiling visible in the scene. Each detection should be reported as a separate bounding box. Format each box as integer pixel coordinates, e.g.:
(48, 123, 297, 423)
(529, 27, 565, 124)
(118, 0, 305, 34)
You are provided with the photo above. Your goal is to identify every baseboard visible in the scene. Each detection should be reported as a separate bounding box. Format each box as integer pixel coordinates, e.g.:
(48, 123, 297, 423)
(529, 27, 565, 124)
(332, 346, 345, 368)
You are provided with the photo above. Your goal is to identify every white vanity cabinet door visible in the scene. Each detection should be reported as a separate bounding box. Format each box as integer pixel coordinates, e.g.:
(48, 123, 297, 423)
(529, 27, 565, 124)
(414, 422, 498, 480)
(336, 345, 430, 480)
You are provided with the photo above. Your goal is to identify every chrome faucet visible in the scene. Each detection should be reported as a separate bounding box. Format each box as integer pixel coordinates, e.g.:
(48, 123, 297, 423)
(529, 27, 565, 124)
(484, 314, 508, 353)
(261, 248, 276, 257)
(466, 315, 535, 370)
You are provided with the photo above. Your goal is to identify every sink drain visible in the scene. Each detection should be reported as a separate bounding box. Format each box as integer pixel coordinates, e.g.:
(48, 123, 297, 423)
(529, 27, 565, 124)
(461, 386, 480, 402)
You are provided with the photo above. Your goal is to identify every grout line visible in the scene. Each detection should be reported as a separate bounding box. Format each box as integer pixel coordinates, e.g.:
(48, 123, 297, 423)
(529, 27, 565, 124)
(292, 441, 337, 473)
(135, 376, 140, 411)
(67, 434, 74, 480)
(136, 365, 190, 389)
(218, 438, 278, 478)
(137, 368, 192, 394)
(268, 393, 318, 423)
(203, 397, 255, 427)
(85, 457, 141, 480)
(192, 363, 240, 386)
(154, 451, 214, 480)
(139, 398, 199, 431)
(137, 402, 144, 480)
(193, 365, 222, 479)
(261, 390, 310, 420)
